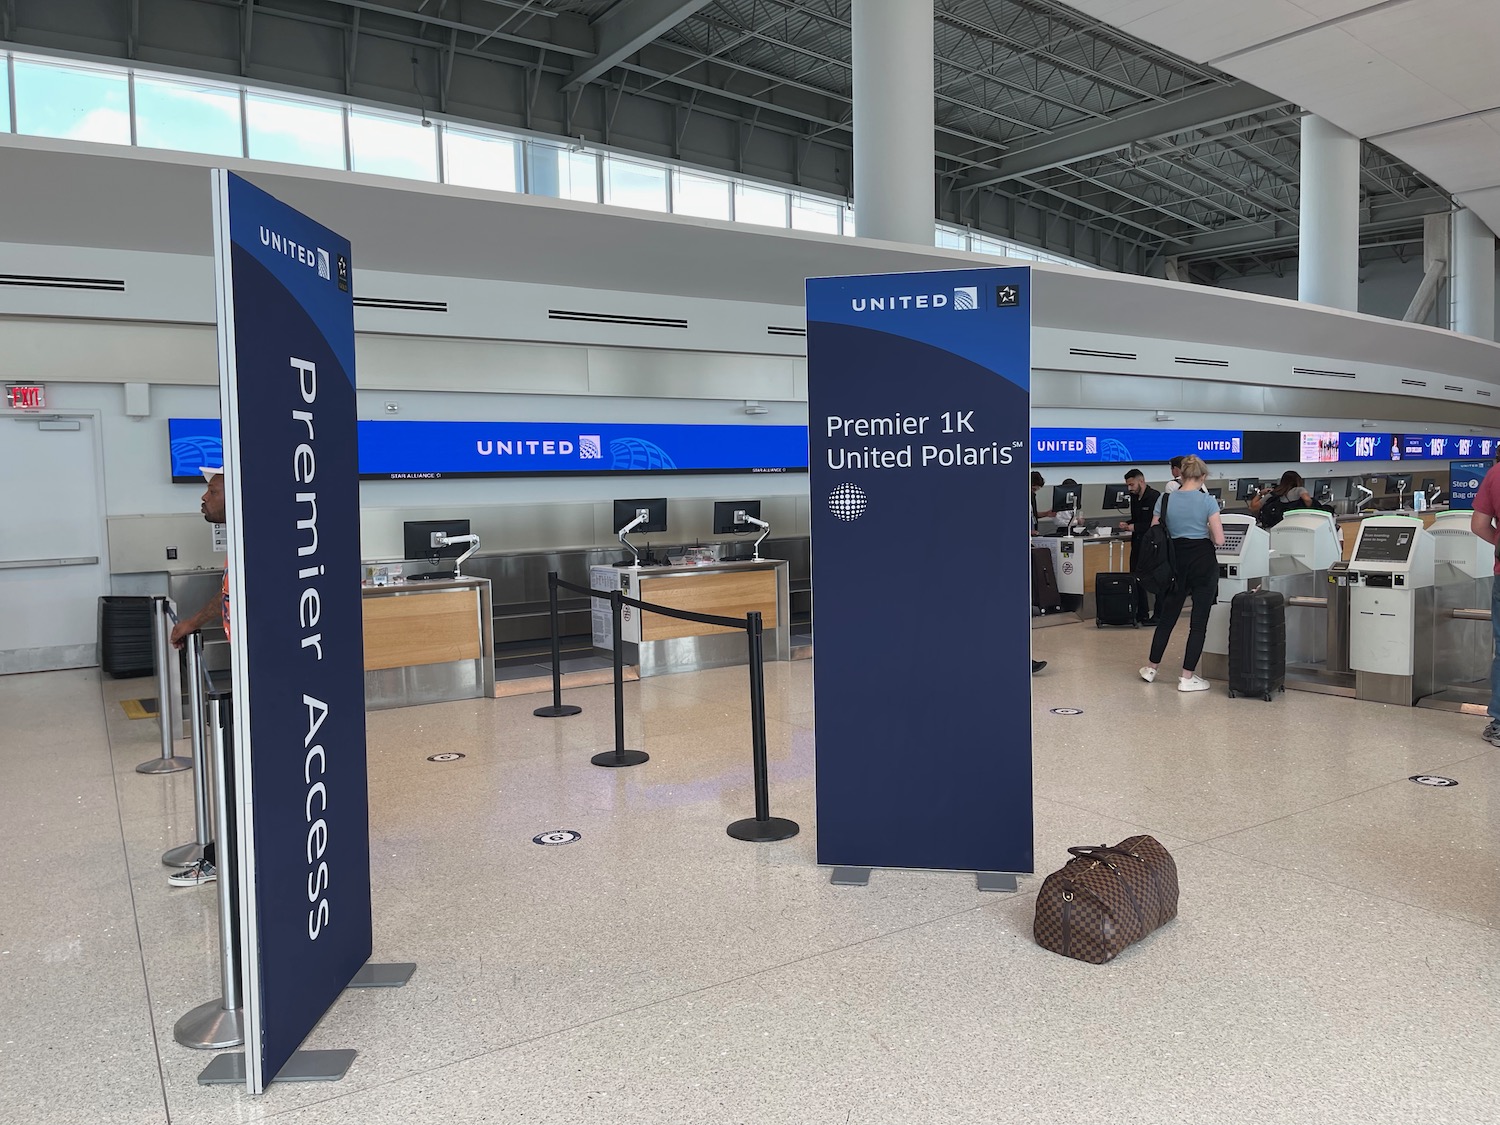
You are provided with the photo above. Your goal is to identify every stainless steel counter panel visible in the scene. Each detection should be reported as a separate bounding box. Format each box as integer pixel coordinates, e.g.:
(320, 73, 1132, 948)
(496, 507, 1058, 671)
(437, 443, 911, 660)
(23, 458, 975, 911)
(361, 577, 495, 710)
(591, 558, 791, 678)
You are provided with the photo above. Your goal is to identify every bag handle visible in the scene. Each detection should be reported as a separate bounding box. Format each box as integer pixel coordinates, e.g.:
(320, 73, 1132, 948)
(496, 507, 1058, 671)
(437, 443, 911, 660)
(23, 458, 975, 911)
(1067, 845, 1143, 867)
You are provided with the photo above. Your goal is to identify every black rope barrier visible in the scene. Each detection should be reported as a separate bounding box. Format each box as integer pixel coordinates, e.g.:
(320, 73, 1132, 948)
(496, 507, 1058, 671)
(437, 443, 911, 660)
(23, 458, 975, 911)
(532, 572, 583, 718)
(541, 572, 798, 840)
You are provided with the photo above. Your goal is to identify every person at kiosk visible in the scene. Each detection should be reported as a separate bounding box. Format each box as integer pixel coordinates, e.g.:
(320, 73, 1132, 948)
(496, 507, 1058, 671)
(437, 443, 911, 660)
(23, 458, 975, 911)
(1139, 456, 1226, 692)
(1120, 468, 1161, 624)
(1030, 471, 1054, 532)
(1472, 463, 1500, 748)
(1250, 470, 1314, 530)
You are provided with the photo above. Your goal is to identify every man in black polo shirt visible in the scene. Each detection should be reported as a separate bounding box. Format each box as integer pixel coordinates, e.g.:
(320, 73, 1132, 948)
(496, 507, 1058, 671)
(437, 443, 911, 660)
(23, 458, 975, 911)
(1121, 468, 1162, 624)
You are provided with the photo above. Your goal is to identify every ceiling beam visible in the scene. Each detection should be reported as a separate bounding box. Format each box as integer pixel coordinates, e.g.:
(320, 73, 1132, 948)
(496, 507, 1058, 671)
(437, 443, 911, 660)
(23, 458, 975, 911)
(563, 0, 717, 92)
(956, 80, 1290, 193)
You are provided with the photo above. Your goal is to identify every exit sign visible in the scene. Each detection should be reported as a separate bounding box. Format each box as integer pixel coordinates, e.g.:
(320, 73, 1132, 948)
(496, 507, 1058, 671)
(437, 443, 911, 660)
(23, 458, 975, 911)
(6, 384, 45, 410)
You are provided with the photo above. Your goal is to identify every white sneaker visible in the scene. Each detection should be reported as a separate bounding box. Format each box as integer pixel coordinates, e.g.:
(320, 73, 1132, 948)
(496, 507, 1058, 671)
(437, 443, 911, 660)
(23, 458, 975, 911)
(1139, 666, 1156, 683)
(1178, 674, 1211, 693)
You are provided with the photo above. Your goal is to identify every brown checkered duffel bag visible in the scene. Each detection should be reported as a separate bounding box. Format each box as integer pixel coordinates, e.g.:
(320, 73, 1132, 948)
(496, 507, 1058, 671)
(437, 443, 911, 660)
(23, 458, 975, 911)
(1033, 836, 1178, 964)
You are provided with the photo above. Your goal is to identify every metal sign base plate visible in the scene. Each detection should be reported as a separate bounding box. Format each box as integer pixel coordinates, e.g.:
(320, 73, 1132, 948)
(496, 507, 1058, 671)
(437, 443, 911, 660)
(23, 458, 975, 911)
(348, 963, 417, 988)
(199, 1050, 357, 1086)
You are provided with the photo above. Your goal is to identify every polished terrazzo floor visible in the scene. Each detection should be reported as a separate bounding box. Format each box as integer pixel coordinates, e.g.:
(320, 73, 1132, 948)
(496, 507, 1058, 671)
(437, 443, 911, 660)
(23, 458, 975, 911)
(2, 621, 1497, 1125)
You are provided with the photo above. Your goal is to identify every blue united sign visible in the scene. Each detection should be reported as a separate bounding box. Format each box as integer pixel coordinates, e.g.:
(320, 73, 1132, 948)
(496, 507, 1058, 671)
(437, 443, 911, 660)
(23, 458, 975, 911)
(1031, 427, 1243, 465)
(806, 267, 1033, 876)
(212, 172, 371, 1092)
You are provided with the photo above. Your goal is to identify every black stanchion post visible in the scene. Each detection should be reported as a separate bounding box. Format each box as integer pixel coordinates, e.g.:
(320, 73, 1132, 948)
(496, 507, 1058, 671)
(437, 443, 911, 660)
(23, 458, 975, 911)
(534, 571, 583, 718)
(728, 611, 799, 842)
(591, 589, 648, 768)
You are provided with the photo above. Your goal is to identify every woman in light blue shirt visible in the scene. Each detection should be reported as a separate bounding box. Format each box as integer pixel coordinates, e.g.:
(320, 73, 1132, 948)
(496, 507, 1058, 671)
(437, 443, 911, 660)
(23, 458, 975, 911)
(1140, 455, 1226, 692)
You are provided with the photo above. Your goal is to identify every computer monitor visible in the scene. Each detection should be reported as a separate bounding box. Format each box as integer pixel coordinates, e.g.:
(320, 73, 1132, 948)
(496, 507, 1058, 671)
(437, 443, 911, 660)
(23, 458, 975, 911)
(1102, 484, 1130, 508)
(1235, 479, 1261, 501)
(1207, 487, 1223, 502)
(1313, 480, 1334, 504)
(1419, 476, 1437, 493)
(1051, 484, 1080, 512)
(403, 519, 471, 564)
(713, 500, 762, 535)
(613, 498, 668, 534)
(1386, 474, 1412, 494)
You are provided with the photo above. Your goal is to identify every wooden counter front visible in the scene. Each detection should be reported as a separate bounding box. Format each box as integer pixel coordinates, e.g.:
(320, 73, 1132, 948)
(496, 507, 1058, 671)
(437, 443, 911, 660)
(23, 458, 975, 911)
(363, 587, 482, 671)
(637, 569, 779, 641)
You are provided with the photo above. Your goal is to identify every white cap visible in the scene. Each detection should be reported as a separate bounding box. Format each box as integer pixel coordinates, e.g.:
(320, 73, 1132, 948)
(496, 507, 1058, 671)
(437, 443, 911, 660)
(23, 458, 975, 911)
(200, 466, 223, 482)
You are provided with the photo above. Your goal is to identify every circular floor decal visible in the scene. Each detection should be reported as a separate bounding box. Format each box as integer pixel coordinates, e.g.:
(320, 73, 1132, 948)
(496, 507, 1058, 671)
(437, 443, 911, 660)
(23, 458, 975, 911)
(1050, 707, 1084, 716)
(1409, 775, 1458, 787)
(532, 829, 582, 846)
(426, 752, 465, 763)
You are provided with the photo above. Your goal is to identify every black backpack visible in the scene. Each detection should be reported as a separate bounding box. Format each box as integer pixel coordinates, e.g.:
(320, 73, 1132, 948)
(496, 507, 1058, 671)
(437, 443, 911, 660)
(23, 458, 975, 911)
(1257, 490, 1303, 529)
(1136, 493, 1177, 595)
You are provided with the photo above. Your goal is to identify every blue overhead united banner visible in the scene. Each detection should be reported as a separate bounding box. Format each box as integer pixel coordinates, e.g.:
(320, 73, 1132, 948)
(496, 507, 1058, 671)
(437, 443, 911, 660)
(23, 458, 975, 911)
(806, 267, 1033, 877)
(212, 171, 371, 1093)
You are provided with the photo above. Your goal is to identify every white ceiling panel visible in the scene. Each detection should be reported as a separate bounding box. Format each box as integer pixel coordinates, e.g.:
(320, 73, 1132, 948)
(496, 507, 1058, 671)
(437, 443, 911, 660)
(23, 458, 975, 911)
(1378, 113, 1500, 194)
(1331, 0, 1500, 113)
(1220, 27, 1468, 138)
(1065, 1, 1392, 63)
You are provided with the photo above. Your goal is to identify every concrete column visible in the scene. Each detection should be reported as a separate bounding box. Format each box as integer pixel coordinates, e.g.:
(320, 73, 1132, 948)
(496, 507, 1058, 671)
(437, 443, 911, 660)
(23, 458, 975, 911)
(852, 0, 934, 245)
(1451, 207, 1496, 339)
(1298, 115, 1361, 311)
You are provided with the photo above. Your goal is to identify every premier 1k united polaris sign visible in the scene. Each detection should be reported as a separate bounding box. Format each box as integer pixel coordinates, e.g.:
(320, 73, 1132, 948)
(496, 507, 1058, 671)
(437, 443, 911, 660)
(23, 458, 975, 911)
(806, 268, 1034, 876)
(212, 171, 372, 1092)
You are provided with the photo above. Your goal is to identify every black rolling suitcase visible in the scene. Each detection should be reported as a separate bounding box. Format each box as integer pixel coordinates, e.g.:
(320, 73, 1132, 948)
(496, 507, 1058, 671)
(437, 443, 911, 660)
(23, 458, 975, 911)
(1094, 573, 1143, 628)
(1227, 588, 1286, 701)
(1031, 546, 1062, 613)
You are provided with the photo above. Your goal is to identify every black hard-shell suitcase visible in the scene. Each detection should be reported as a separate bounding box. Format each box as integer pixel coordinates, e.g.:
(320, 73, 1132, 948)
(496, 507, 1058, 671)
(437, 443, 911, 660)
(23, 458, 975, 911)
(1227, 588, 1286, 701)
(1094, 572, 1143, 628)
(1031, 546, 1062, 613)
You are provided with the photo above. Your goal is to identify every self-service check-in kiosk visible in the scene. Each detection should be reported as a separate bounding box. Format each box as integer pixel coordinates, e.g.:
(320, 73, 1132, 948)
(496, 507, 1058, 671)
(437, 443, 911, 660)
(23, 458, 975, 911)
(1268, 510, 1352, 692)
(1420, 510, 1493, 713)
(1345, 516, 1436, 705)
(1199, 514, 1271, 682)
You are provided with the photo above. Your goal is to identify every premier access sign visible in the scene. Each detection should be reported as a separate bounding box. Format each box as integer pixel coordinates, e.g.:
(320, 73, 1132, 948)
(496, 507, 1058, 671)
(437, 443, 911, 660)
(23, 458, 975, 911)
(212, 171, 372, 1092)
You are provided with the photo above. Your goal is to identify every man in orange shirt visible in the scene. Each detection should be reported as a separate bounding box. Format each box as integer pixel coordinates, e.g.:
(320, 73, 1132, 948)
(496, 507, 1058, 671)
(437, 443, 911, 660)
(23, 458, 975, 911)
(166, 466, 229, 886)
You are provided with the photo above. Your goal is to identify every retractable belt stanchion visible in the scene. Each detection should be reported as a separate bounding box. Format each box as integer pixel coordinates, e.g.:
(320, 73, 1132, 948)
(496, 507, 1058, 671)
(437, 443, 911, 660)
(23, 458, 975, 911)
(163, 632, 211, 867)
(533, 572, 583, 719)
(592, 588, 649, 768)
(174, 693, 246, 1050)
(727, 611, 799, 842)
(138, 596, 193, 775)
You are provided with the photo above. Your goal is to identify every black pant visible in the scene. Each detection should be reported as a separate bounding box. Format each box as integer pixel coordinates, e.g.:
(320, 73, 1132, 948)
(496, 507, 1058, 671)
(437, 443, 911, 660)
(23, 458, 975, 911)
(1149, 539, 1218, 672)
(1128, 535, 1158, 621)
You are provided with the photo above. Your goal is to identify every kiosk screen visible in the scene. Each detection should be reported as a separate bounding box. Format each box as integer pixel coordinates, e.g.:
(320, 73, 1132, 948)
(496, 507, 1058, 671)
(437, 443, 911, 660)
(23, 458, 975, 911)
(1355, 526, 1415, 562)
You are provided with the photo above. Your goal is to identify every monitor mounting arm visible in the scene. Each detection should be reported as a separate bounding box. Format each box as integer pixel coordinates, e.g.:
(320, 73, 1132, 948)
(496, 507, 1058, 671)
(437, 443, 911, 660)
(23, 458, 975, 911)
(617, 510, 649, 567)
(431, 532, 480, 578)
(735, 511, 771, 561)
(1353, 485, 1374, 509)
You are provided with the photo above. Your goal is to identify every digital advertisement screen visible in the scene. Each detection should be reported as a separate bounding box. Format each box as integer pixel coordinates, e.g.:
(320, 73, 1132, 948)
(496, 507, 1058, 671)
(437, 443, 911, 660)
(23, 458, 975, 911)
(169, 419, 809, 479)
(168, 417, 226, 482)
(1339, 433, 1398, 461)
(1030, 428, 1243, 465)
(1299, 431, 1340, 463)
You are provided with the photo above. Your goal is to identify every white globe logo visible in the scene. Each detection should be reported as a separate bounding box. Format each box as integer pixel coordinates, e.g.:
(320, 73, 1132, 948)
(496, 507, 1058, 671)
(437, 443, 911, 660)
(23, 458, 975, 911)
(829, 482, 868, 521)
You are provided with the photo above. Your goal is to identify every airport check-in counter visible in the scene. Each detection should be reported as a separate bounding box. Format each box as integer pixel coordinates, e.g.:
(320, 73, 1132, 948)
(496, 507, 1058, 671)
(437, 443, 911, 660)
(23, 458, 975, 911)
(589, 559, 790, 677)
(1268, 510, 1351, 688)
(1422, 510, 1494, 713)
(1199, 515, 1271, 682)
(1343, 517, 1437, 706)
